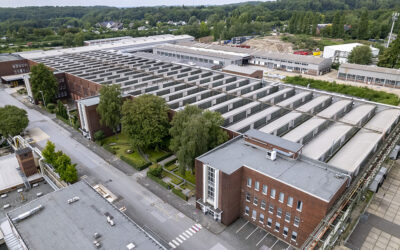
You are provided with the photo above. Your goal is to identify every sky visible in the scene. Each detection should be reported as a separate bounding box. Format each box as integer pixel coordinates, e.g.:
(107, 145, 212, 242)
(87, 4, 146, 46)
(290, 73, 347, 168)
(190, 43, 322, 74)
(0, 0, 271, 8)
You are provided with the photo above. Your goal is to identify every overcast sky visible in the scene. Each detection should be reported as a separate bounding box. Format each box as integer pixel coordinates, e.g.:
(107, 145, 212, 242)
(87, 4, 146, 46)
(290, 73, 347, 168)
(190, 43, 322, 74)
(0, 0, 271, 8)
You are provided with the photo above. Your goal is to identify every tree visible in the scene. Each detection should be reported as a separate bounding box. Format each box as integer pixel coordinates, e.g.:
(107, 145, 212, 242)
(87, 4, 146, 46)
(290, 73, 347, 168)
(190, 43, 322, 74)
(63, 32, 75, 47)
(30, 63, 58, 105)
(54, 153, 71, 175)
(121, 94, 169, 150)
(348, 45, 373, 65)
(332, 11, 341, 37)
(56, 100, 68, 119)
(358, 9, 369, 40)
(42, 140, 57, 166)
(0, 105, 29, 137)
(378, 33, 400, 68)
(96, 85, 122, 135)
(170, 106, 228, 174)
(62, 164, 78, 183)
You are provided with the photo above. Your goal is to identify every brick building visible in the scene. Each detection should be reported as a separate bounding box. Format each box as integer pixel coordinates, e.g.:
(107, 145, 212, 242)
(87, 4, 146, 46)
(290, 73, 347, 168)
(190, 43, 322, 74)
(195, 129, 348, 248)
(15, 147, 38, 177)
(0, 54, 29, 85)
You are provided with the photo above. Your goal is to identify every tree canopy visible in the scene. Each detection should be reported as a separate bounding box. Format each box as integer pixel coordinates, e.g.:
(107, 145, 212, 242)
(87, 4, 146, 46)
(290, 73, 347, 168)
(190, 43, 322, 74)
(30, 63, 58, 105)
(121, 94, 169, 150)
(378, 33, 400, 68)
(170, 105, 228, 174)
(0, 105, 29, 137)
(348, 45, 373, 65)
(96, 84, 123, 134)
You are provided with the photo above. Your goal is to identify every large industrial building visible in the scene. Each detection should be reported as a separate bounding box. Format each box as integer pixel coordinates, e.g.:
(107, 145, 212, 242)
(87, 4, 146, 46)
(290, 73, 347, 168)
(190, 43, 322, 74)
(1, 181, 165, 250)
(338, 63, 400, 88)
(3, 35, 400, 249)
(323, 43, 380, 64)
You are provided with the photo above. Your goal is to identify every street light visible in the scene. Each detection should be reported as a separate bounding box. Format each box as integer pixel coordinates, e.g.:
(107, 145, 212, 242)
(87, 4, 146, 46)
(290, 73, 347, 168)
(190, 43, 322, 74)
(39, 90, 46, 107)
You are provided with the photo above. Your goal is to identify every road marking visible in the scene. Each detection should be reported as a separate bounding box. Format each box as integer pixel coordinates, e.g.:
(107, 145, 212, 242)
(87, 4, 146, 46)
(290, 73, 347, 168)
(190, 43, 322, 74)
(236, 221, 249, 233)
(182, 232, 189, 238)
(256, 232, 269, 246)
(176, 237, 183, 244)
(246, 227, 259, 240)
(172, 240, 179, 246)
(186, 230, 193, 236)
(189, 228, 196, 234)
(192, 225, 199, 232)
(179, 235, 186, 241)
(271, 239, 279, 249)
(168, 242, 176, 249)
(195, 223, 202, 229)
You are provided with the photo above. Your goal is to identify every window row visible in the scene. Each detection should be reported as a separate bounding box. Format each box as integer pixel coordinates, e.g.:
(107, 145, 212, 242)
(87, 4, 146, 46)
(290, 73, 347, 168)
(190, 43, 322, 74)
(244, 206, 298, 242)
(246, 178, 303, 212)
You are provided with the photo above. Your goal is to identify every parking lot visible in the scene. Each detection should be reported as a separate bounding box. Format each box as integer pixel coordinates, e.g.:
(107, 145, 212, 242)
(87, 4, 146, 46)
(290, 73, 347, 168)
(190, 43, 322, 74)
(224, 218, 293, 250)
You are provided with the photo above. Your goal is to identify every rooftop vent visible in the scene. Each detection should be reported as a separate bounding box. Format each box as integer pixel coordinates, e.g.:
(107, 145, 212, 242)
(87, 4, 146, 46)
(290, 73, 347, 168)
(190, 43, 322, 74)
(266, 150, 277, 161)
(12, 205, 44, 223)
(67, 196, 80, 204)
(93, 240, 101, 248)
(93, 232, 101, 239)
(126, 243, 136, 249)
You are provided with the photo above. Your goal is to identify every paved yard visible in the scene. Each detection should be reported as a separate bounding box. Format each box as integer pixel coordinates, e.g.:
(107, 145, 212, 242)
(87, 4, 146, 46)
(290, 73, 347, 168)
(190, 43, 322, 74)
(346, 163, 400, 250)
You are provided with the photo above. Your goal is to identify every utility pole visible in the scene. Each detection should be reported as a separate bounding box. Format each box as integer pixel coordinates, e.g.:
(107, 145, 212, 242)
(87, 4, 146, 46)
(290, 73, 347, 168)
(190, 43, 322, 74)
(39, 90, 46, 107)
(386, 12, 399, 48)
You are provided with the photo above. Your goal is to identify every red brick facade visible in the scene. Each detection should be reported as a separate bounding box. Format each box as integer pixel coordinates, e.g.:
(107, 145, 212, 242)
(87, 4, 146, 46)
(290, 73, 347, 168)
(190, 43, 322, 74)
(65, 73, 101, 100)
(15, 149, 38, 177)
(195, 160, 347, 247)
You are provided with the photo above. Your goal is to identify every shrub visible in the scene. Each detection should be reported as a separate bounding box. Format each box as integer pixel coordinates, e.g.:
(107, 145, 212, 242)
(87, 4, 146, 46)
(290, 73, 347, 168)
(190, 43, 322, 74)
(284, 76, 400, 106)
(172, 188, 188, 201)
(47, 103, 56, 110)
(148, 164, 163, 177)
(94, 130, 105, 142)
(120, 155, 151, 171)
(164, 158, 177, 166)
(147, 172, 172, 189)
(156, 152, 174, 162)
(104, 144, 116, 154)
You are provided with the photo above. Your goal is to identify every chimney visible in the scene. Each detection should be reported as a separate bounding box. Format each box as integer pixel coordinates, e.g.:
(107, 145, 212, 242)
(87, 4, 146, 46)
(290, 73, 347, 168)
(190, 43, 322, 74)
(15, 147, 38, 177)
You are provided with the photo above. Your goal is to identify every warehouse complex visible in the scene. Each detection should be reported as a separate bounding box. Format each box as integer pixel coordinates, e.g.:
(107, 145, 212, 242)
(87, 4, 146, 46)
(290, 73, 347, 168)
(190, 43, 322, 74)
(323, 43, 380, 63)
(338, 63, 400, 88)
(1, 181, 165, 250)
(2, 35, 400, 249)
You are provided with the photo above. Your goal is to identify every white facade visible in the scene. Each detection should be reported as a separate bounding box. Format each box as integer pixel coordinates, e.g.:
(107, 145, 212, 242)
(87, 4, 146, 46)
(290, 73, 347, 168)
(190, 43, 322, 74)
(323, 43, 380, 63)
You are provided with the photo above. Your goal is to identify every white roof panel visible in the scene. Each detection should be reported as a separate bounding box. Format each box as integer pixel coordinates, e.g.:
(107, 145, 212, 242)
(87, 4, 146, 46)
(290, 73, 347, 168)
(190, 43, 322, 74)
(259, 111, 302, 134)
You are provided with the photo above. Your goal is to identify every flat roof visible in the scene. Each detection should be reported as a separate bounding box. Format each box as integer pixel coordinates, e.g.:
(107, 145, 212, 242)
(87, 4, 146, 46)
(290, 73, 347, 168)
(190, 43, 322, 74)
(0, 53, 23, 62)
(245, 129, 303, 153)
(259, 111, 302, 134)
(251, 50, 330, 65)
(197, 134, 346, 202)
(339, 104, 375, 125)
(324, 43, 379, 52)
(282, 117, 326, 143)
(7, 181, 164, 250)
(340, 63, 400, 76)
(227, 106, 281, 132)
(317, 100, 352, 119)
(364, 108, 400, 133)
(0, 154, 42, 192)
(296, 95, 331, 113)
(223, 65, 261, 75)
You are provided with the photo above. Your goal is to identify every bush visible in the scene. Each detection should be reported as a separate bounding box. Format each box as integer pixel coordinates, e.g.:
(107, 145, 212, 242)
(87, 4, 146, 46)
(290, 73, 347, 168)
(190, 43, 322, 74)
(164, 158, 177, 166)
(93, 130, 105, 141)
(155, 152, 174, 162)
(104, 144, 116, 154)
(120, 155, 151, 171)
(147, 172, 172, 189)
(172, 188, 188, 201)
(148, 164, 163, 177)
(47, 103, 56, 110)
(284, 76, 400, 106)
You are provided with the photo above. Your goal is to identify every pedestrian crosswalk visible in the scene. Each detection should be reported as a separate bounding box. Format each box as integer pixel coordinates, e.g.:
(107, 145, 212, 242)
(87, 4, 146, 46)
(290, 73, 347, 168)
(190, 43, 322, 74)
(168, 223, 203, 249)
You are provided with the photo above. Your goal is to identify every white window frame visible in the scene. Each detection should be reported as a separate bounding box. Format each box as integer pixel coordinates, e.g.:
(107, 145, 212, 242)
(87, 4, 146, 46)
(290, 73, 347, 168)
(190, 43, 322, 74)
(277, 208, 282, 218)
(275, 222, 280, 232)
(259, 213, 264, 224)
(245, 206, 250, 215)
(262, 184, 268, 195)
(267, 218, 272, 228)
(246, 192, 251, 202)
(255, 181, 260, 191)
(268, 204, 274, 214)
(279, 192, 284, 203)
(271, 188, 276, 199)
(261, 200, 266, 210)
(287, 196, 293, 207)
(247, 177, 252, 188)
(283, 226, 288, 237)
(294, 216, 300, 227)
(252, 210, 257, 220)
(291, 231, 297, 242)
(253, 196, 258, 206)
(285, 212, 291, 222)
(297, 200, 303, 212)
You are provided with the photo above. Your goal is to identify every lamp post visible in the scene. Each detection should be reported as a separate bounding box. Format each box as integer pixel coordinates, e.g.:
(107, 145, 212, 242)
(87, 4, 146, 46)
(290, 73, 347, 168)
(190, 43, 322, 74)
(387, 12, 399, 48)
(39, 90, 46, 107)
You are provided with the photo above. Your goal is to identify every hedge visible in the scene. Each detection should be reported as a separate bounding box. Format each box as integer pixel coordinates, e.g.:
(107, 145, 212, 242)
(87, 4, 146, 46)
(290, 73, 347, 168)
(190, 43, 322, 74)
(284, 76, 400, 106)
(164, 158, 177, 166)
(56, 114, 70, 125)
(155, 152, 174, 162)
(147, 172, 172, 189)
(120, 155, 151, 171)
(172, 188, 188, 201)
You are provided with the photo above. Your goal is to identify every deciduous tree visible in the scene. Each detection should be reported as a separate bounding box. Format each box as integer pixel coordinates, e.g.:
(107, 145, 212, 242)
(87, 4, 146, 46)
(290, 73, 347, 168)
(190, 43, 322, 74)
(96, 84, 122, 135)
(30, 63, 58, 105)
(0, 105, 29, 137)
(348, 45, 373, 65)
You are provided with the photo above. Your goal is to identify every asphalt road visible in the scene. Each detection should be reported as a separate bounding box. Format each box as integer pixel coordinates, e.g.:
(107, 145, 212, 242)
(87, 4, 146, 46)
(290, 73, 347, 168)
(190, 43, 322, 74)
(0, 87, 237, 250)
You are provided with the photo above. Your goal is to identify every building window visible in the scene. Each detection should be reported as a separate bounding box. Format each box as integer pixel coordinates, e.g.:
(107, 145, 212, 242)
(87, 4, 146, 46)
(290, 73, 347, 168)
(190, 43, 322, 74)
(297, 201, 303, 212)
(245, 206, 249, 215)
(261, 200, 266, 210)
(252, 210, 257, 220)
(259, 213, 264, 224)
(294, 216, 300, 227)
(271, 189, 276, 199)
(207, 166, 215, 201)
(277, 208, 282, 218)
(285, 212, 291, 222)
(269, 204, 274, 214)
(291, 231, 297, 242)
(255, 181, 260, 191)
(253, 196, 258, 206)
(262, 184, 268, 195)
(246, 192, 251, 202)
(287, 196, 293, 207)
(275, 222, 280, 232)
(267, 218, 272, 228)
(279, 192, 284, 203)
(247, 177, 252, 188)
(283, 227, 288, 237)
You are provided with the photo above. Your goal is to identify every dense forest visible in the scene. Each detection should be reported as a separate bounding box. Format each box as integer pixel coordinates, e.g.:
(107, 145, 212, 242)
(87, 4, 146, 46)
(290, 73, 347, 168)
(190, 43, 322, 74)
(0, 0, 399, 51)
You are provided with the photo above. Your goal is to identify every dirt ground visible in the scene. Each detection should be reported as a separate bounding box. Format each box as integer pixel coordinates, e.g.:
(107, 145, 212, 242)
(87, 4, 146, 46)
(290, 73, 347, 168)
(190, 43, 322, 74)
(243, 36, 293, 53)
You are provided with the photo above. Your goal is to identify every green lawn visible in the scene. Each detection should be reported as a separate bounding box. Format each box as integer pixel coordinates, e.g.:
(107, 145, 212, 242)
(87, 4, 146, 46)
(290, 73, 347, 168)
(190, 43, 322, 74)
(102, 134, 147, 166)
(166, 164, 178, 171)
(145, 149, 170, 162)
(163, 170, 183, 185)
(175, 170, 196, 185)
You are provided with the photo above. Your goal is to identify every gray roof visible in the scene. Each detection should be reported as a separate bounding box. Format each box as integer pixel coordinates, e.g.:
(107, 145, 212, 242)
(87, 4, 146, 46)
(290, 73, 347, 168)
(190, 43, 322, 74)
(77, 95, 100, 106)
(15, 147, 32, 155)
(339, 63, 400, 75)
(251, 50, 329, 65)
(197, 135, 346, 202)
(0, 53, 23, 62)
(245, 129, 303, 153)
(7, 181, 164, 250)
(223, 64, 261, 75)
